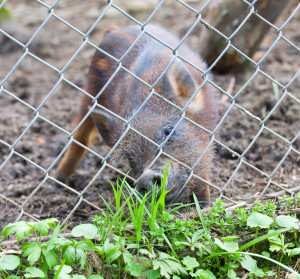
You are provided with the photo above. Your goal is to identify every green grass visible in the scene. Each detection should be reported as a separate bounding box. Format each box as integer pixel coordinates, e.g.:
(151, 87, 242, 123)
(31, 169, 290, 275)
(0, 171, 299, 279)
(0, 1, 12, 21)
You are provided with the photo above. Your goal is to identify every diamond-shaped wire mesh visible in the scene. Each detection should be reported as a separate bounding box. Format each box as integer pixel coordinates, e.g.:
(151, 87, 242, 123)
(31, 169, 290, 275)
(0, 0, 299, 227)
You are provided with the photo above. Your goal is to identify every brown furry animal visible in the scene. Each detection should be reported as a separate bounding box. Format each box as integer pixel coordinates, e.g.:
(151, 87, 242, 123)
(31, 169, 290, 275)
(56, 25, 217, 205)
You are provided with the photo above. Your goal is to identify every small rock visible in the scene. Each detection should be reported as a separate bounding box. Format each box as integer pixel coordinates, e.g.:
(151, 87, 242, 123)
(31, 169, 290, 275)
(104, 7, 122, 19)
(126, 0, 159, 14)
(85, 8, 102, 19)
(285, 273, 298, 279)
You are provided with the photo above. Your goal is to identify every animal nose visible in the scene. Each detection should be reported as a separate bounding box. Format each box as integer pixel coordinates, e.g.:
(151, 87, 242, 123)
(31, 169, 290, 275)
(135, 171, 162, 196)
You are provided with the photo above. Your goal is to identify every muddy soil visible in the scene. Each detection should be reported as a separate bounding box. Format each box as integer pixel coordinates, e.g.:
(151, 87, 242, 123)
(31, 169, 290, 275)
(0, 0, 299, 228)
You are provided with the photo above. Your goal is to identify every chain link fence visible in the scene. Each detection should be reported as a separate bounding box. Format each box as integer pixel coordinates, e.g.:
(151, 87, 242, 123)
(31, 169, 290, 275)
(0, 0, 299, 227)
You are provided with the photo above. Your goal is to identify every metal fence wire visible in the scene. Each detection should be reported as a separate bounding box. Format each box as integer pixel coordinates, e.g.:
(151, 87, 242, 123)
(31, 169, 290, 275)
(0, 0, 299, 226)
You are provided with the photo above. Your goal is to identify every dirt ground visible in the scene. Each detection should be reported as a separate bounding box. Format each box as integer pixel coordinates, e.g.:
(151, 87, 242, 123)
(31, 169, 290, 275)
(0, 0, 299, 228)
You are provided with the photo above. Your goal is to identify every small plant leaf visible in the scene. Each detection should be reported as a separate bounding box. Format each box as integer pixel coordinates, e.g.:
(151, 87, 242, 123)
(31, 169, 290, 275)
(103, 238, 116, 253)
(34, 218, 58, 235)
(155, 253, 186, 277)
(21, 242, 42, 266)
(126, 243, 139, 249)
(269, 244, 282, 252)
(54, 265, 72, 279)
(123, 252, 134, 264)
(54, 264, 73, 273)
(288, 248, 300, 257)
(49, 223, 62, 243)
(247, 212, 272, 228)
(268, 233, 283, 246)
(174, 241, 189, 247)
(262, 251, 270, 257)
(88, 275, 104, 279)
(76, 242, 95, 252)
(276, 215, 299, 229)
(220, 236, 239, 241)
(71, 276, 86, 279)
(153, 259, 173, 279)
(63, 245, 76, 266)
(254, 268, 265, 277)
(227, 269, 239, 279)
(191, 231, 203, 243)
(140, 249, 156, 259)
(125, 262, 143, 277)
(193, 269, 217, 279)
(75, 248, 87, 269)
(158, 252, 173, 260)
(146, 269, 160, 279)
(214, 238, 239, 252)
(24, 267, 45, 278)
(266, 271, 276, 276)
(105, 249, 122, 263)
(240, 255, 257, 272)
(2, 221, 34, 241)
(42, 249, 58, 269)
(182, 256, 199, 271)
(1, 224, 17, 239)
(0, 255, 20, 271)
(7, 276, 20, 279)
(71, 224, 97, 239)
(35, 222, 49, 236)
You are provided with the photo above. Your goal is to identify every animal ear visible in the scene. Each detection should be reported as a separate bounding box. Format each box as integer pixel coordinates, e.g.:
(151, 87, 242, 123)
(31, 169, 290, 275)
(155, 59, 197, 100)
(171, 60, 198, 98)
(91, 108, 118, 147)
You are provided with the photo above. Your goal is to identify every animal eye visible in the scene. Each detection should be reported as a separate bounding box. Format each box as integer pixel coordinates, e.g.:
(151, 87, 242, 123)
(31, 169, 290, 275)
(126, 154, 137, 169)
(164, 127, 173, 136)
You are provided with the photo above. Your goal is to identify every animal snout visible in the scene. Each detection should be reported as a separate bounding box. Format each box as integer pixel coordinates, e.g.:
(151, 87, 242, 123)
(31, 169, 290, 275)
(135, 170, 164, 196)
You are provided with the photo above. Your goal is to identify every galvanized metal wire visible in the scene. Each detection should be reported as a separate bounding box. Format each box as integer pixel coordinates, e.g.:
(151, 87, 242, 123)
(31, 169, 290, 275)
(0, 0, 299, 225)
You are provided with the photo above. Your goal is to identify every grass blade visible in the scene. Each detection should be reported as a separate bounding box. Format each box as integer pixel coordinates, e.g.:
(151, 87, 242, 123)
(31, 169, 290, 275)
(193, 193, 214, 249)
(239, 228, 290, 252)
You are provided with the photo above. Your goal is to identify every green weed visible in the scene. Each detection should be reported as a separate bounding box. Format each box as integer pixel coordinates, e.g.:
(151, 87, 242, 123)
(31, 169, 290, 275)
(0, 172, 299, 279)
